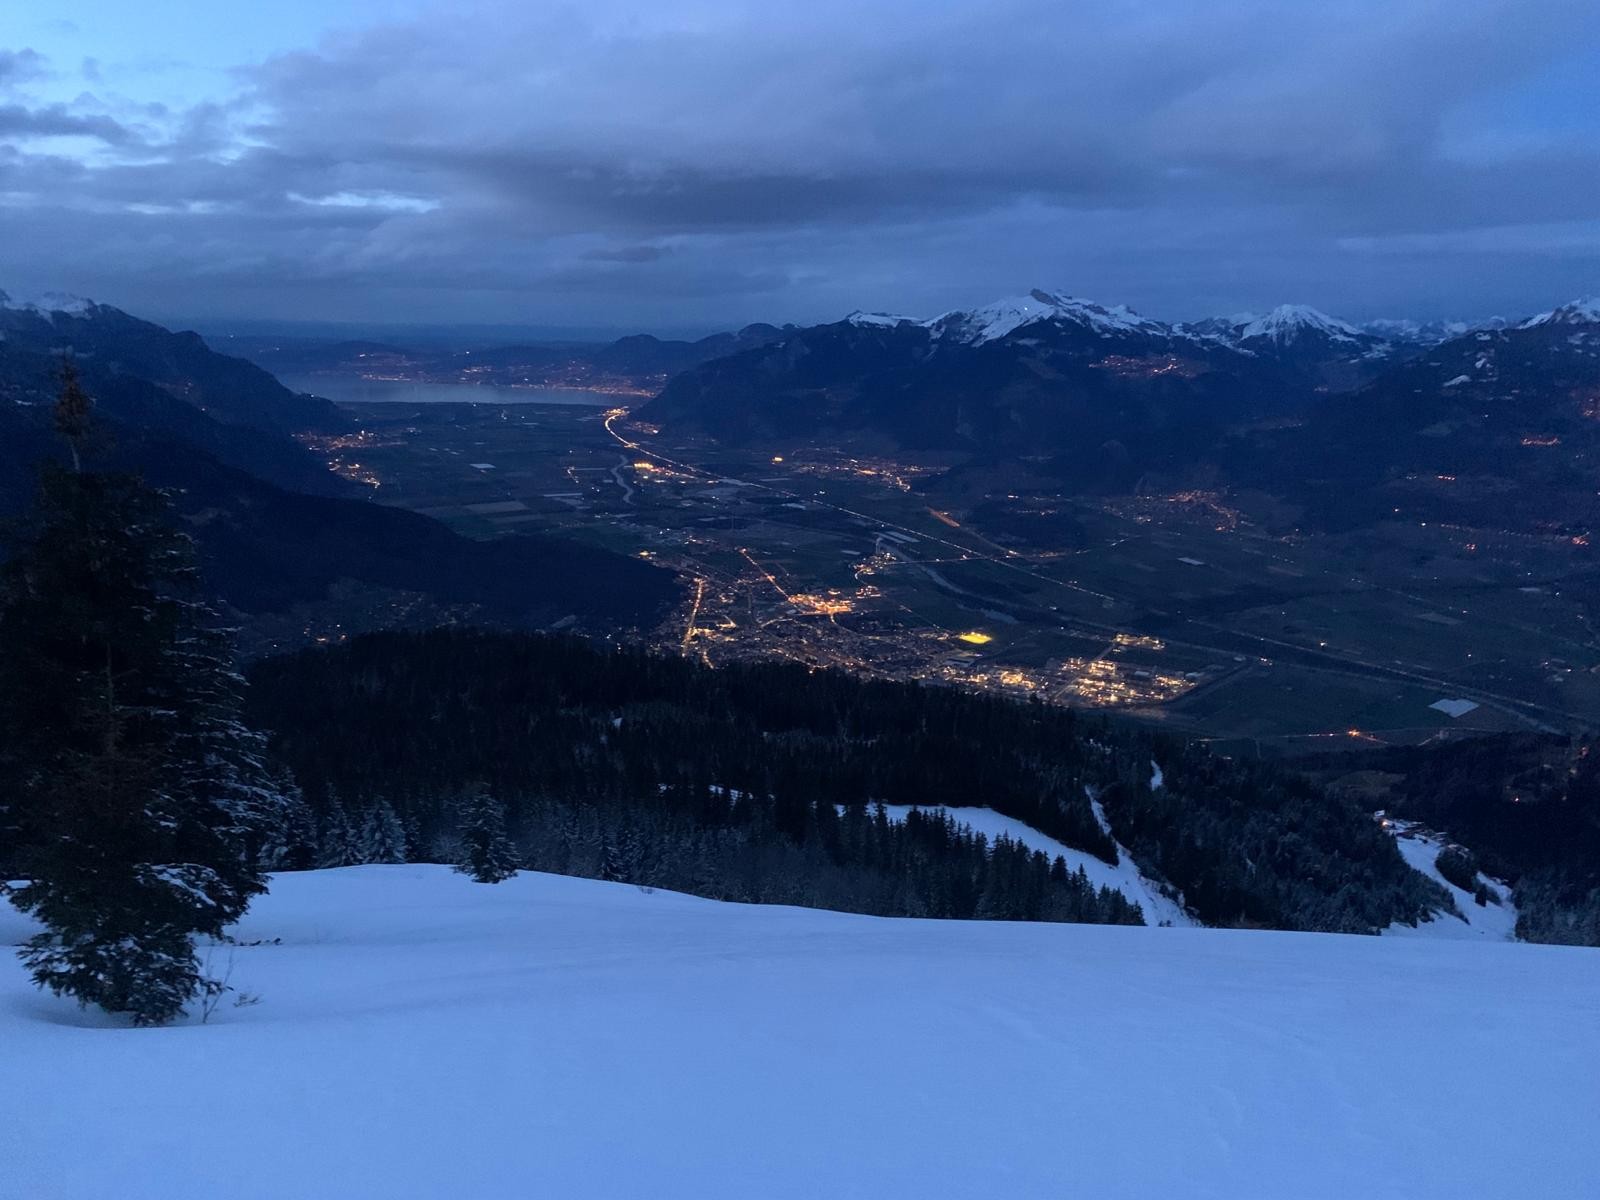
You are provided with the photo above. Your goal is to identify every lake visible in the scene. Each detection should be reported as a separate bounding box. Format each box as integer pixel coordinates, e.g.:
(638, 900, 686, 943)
(279, 374, 617, 407)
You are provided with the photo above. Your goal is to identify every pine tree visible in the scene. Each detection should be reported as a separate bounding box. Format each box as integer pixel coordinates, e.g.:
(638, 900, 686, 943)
(317, 799, 356, 869)
(0, 370, 285, 1024)
(259, 770, 319, 871)
(168, 619, 290, 868)
(358, 799, 408, 864)
(454, 786, 518, 883)
(600, 833, 629, 883)
(51, 353, 93, 473)
(402, 812, 425, 862)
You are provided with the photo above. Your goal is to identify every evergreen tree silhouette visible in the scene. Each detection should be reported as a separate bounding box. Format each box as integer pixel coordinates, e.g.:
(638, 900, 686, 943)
(0, 368, 286, 1024)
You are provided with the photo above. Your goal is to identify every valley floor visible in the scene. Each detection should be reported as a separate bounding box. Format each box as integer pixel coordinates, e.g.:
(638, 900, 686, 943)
(4, 867, 1597, 1199)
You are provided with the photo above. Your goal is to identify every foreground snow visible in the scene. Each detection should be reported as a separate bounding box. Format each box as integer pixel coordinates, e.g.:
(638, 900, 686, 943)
(5, 867, 1597, 1199)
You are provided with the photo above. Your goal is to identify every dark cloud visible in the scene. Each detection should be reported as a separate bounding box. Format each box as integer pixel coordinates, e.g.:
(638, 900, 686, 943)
(0, 48, 46, 88)
(0, 101, 135, 144)
(583, 243, 673, 263)
(3, 2, 1599, 329)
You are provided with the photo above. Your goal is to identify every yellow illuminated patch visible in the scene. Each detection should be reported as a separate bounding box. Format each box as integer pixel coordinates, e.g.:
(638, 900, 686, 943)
(957, 631, 993, 646)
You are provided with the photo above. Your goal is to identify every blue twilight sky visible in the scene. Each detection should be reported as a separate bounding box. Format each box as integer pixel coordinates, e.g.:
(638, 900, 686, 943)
(4, 1, 1600, 334)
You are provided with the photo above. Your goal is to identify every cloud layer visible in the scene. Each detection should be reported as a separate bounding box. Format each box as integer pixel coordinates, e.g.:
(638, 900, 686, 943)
(4, 0, 1600, 330)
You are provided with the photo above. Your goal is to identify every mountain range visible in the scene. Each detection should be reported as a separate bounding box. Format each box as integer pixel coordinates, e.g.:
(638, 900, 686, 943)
(6, 281, 1594, 633)
(638, 290, 1404, 490)
(228, 291, 1453, 401)
(1245, 296, 1600, 533)
(0, 291, 680, 642)
(850, 290, 1428, 376)
(639, 287, 1600, 533)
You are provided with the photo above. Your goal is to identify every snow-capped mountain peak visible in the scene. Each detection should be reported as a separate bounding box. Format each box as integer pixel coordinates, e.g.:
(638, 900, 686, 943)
(1359, 318, 1473, 347)
(844, 310, 915, 329)
(0, 289, 97, 318)
(934, 288, 1167, 344)
(1520, 296, 1600, 328)
(1237, 304, 1361, 345)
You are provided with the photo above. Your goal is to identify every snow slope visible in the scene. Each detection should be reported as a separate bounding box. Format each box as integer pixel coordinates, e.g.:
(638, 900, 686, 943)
(1381, 819, 1519, 942)
(5, 867, 1596, 1200)
(870, 802, 1196, 927)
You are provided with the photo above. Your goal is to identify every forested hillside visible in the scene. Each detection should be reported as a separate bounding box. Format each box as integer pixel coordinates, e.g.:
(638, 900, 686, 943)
(247, 629, 1442, 933)
(1311, 734, 1600, 946)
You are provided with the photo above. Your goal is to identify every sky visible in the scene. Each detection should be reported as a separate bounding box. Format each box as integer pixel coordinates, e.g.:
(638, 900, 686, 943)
(4, 1, 1600, 335)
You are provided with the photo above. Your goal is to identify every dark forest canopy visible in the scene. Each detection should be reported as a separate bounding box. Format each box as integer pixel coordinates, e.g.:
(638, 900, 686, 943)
(247, 628, 1443, 934)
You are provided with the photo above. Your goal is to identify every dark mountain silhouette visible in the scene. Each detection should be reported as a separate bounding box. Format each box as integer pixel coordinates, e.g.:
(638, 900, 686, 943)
(0, 293, 681, 634)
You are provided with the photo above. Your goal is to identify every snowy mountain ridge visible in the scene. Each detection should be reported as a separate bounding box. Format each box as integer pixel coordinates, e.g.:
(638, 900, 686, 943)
(837, 290, 1404, 356)
(845, 289, 1172, 344)
(1237, 303, 1362, 345)
(0, 288, 97, 318)
(844, 310, 917, 329)
(830, 292, 1554, 357)
(1361, 316, 1474, 344)
(1520, 295, 1600, 328)
(929, 288, 1169, 344)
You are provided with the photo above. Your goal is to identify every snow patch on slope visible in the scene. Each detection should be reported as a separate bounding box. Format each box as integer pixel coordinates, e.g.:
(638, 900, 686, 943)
(1379, 817, 1518, 942)
(1086, 788, 1197, 928)
(869, 801, 1197, 927)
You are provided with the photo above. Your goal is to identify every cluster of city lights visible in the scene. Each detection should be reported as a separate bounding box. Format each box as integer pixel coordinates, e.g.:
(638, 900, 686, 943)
(1054, 656, 1192, 706)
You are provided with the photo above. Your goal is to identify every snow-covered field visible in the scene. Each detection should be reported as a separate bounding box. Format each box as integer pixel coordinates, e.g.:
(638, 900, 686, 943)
(5, 867, 1598, 1200)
